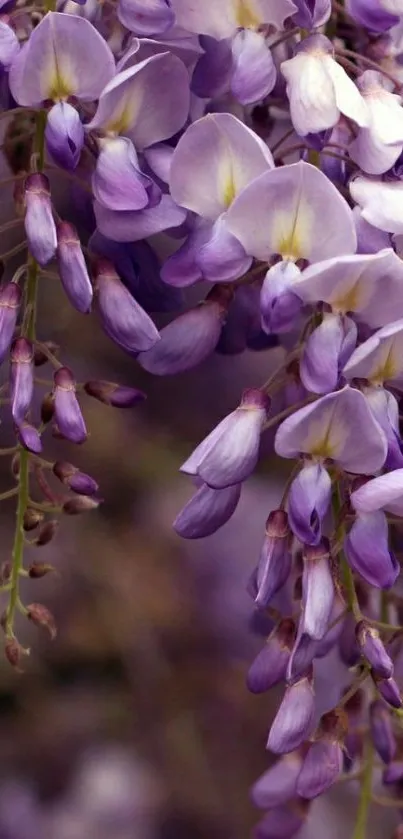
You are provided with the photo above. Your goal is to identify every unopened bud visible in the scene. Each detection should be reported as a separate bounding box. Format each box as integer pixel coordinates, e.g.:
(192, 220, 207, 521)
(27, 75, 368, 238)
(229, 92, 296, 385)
(53, 461, 99, 496)
(35, 520, 58, 546)
(24, 173, 57, 266)
(34, 341, 59, 367)
(28, 563, 55, 579)
(23, 508, 44, 531)
(53, 367, 87, 444)
(0, 562, 11, 585)
(41, 392, 55, 424)
(5, 637, 28, 670)
(0, 282, 21, 364)
(63, 495, 101, 515)
(57, 220, 93, 314)
(84, 380, 146, 408)
(27, 603, 57, 639)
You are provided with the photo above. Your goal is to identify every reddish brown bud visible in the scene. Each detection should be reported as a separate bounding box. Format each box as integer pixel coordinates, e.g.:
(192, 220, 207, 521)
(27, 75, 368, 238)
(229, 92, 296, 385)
(34, 520, 58, 546)
(23, 507, 44, 531)
(41, 392, 55, 424)
(5, 637, 28, 670)
(34, 341, 59, 367)
(28, 562, 55, 579)
(27, 603, 57, 639)
(0, 562, 11, 585)
(62, 495, 101, 515)
(84, 380, 146, 408)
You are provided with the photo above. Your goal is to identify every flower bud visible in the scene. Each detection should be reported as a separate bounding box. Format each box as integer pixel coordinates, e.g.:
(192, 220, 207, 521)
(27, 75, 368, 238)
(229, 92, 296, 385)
(5, 637, 28, 670)
(45, 102, 84, 171)
(247, 618, 296, 694)
(28, 562, 55, 579)
(62, 495, 101, 515)
(23, 508, 44, 531)
(53, 367, 87, 444)
(288, 463, 332, 546)
(174, 482, 241, 539)
(94, 259, 160, 354)
(251, 751, 304, 810)
(137, 286, 232, 375)
(41, 392, 55, 424)
(83, 380, 146, 408)
(27, 603, 57, 639)
(253, 799, 310, 839)
(383, 761, 403, 785)
(34, 520, 58, 547)
(339, 612, 361, 667)
(296, 709, 347, 799)
(57, 221, 93, 313)
(53, 461, 99, 496)
(356, 621, 393, 678)
(34, 341, 59, 367)
(10, 337, 34, 425)
(300, 540, 334, 641)
(0, 282, 21, 363)
(252, 510, 292, 609)
(17, 422, 42, 454)
(0, 562, 11, 585)
(267, 671, 315, 755)
(24, 173, 57, 266)
(370, 700, 396, 765)
(372, 673, 402, 709)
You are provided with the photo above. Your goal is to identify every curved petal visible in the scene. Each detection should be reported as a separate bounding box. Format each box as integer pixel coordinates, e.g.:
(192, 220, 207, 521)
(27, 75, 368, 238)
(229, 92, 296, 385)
(172, 0, 296, 37)
(350, 176, 403, 234)
(86, 52, 190, 149)
(117, 0, 175, 36)
(9, 12, 115, 105)
(45, 102, 84, 171)
(173, 482, 241, 538)
(92, 137, 153, 211)
(94, 194, 186, 242)
(170, 112, 273, 221)
(225, 161, 357, 263)
(230, 29, 276, 105)
(351, 469, 403, 514)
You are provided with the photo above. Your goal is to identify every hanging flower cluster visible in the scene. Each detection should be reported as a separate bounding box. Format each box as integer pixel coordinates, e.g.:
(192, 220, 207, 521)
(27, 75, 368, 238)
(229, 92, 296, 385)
(4, 0, 403, 835)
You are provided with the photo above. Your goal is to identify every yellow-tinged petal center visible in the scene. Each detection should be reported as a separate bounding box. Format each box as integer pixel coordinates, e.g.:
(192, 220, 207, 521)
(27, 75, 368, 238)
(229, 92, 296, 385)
(47, 72, 73, 101)
(276, 230, 303, 262)
(370, 343, 399, 384)
(235, 0, 260, 29)
(330, 280, 362, 315)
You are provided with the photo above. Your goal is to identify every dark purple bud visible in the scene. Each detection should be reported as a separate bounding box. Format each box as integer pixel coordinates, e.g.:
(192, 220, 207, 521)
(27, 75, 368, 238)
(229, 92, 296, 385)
(23, 508, 44, 531)
(267, 672, 315, 755)
(288, 463, 332, 546)
(383, 761, 403, 785)
(17, 422, 42, 454)
(27, 602, 57, 639)
(252, 510, 292, 608)
(57, 221, 93, 314)
(253, 800, 310, 839)
(300, 540, 334, 641)
(41, 392, 55, 425)
(62, 495, 101, 515)
(137, 286, 232, 375)
(84, 380, 146, 408)
(174, 481, 241, 539)
(53, 367, 87, 444)
(53, 461, 99, 496)
(372, 673, 402, 709)
(0, 282, 21, 363)
(370, 700, 396, 765)
(5, 638, 27, 671)
(34, 520, 58, 546)
(251, 752, 304, 810)
(339, 613, 361, 667)
(345, 511, 399, 590)
(28, 562, 55, 579)
(45, 102, 84, 171)
(0, 562, 11, 585)
(24, 173, 57, 266)
(181, 388, 270, 489)
(292, 0, 331, 29)
(247, 618, 296, 694)
(10, 337, 34, 425)
(94, 259, 160, 354)
(296, 709, 347, 799)
(356, 621, 394, 679)
(34, 341, 59, 367)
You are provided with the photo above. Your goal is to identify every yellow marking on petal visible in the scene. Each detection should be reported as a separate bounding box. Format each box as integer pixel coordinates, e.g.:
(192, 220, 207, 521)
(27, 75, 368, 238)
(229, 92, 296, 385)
(330, 280, 362, 315)
(105, 108, 133, 135)
(235, 0, 260, 28)
(272, 204, 314, 262)
(370, 344, 399, 385)
(46, 72, 73, 101)
(222, 173, 237, 208)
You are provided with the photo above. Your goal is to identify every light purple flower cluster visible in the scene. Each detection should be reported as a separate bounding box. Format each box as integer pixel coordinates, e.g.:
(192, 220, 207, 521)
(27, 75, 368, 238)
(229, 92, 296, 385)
(3, 0, 403, 835)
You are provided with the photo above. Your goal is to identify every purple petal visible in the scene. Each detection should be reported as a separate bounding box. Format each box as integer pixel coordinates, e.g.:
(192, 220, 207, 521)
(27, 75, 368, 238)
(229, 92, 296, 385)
(160, 222, 213, 288)
(251, 752, 303, 809)
(197, 217, 252, 282)
(86, 53, 190, 150)
(225, 161, 357, 263)
(351, 469, 403, 515)
(24, 173, 57, 267)
(254, 510, 292, 608)
(253, 803, 307, 839)
(173, 481, 241, 539)
(10, 338, 34, 425)
(345, 511, 399, 589)
(300, 314, 357, 394)
(57, 221, 93, 314)
(17, 422, 42, 454)
(45, 102, 84, 171)
(169, 112, 273, 222)
(0, 283, 21, 363)
(93, 137, 155, 212)
(292, 0, 331, 28)
(117, 0, 175, 36)
(95, 260, 160, 354)
(288, 463, 331, 546)
(191, 35, 232, 99)
(260, 261, 302, 334)
(9, 11, 115, 105)
(296, 740, 343, 799)
(231, 29, 276, 105)
(172, 0, 297, 37)
(0, 20, 19, 70)
(247, 619, 295, 694)
(53, 367, 87, 444)
(346, 0, 399, 32)
(94, 194, 186, 242)
(356, 621, 394, 678)
(267, 675, 315, 754)
(301, 541, 334, 640)
(370, 700, 396, 764)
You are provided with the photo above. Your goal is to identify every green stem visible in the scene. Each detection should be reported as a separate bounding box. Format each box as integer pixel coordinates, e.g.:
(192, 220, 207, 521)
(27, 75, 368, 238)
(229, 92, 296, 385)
(6, 109, 46, 638)
(352, 737, 374, 839)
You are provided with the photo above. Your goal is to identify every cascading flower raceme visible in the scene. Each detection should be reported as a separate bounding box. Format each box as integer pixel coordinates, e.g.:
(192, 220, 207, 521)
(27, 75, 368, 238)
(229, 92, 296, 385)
(4, 2, 403, 837)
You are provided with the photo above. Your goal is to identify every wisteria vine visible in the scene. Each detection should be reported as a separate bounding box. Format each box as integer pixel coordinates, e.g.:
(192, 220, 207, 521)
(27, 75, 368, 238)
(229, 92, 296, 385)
(2, 0, 403, 836)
